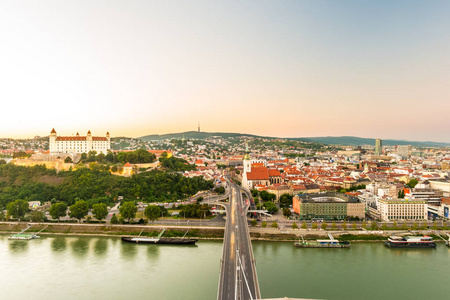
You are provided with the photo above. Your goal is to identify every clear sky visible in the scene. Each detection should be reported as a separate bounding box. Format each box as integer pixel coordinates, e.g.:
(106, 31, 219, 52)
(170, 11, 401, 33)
(0, 0, 449, 141)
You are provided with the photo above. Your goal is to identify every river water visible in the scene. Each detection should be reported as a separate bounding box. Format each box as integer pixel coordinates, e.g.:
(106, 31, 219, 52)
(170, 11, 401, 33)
(1, 235, 449, 300)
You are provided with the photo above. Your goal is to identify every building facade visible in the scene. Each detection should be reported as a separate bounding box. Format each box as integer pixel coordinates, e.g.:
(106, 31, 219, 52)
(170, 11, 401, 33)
(374, 139, 382, 156)
(49, 129, 110, 155)
(378, 199, 427, 222)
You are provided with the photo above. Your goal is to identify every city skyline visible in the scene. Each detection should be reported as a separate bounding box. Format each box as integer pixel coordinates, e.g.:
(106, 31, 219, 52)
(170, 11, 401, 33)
(1, 1, 449, 141)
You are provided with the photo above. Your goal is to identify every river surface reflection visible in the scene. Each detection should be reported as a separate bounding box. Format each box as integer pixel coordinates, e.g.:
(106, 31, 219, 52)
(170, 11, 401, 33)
(1, 235, 449, 300)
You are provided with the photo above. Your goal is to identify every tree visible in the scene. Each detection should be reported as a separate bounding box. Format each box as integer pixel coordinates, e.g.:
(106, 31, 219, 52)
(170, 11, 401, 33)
(370, 221, 378, 230)
(342, 221, 347, 230)
(301, 222, 307, 229)
(120, 201, 137, 223)
(407, 179, 419, 188)
(271, 221, 278, 228)
(401, 222, 408, 230)
(331, 221, 337, 230)
(92, 203, 108, 221)
(263, 201, 278, 214)
(432, 221, 438, 230)
(283, 208, 291, 218)
(6, 200, 29, 221)
(292, 222, 298, 229)
(321, 222, 328, 230)
(279, 193, 293, 208)
(312, 222, 318, 230)
(145, 205, 162, 223)
(251, 219, 257, 227)
(262, 221, 267, 228)
(398, 190, 405, 198)
(29, 211, 45, 222)
(69, 200, 89, 222)
(382, 223, 388, 230)
(352, 221, 357, 230)
(362, 221, 367, 229)
(110, 213, 119, 224)
(64, 156, 73, 163)
(412, 222, 418, 230)
(260, 191, 276, 202)
(393, 221, 398, 230)
(421, 222, 428, 230)
(49, 203, 68, 221)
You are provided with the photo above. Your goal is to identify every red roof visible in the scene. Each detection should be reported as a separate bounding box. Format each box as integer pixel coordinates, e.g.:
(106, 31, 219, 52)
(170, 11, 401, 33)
(246, 167, 269, 180)
(268, 169, 281, 177)
(51, 128, 56, 133)
(124, 162, 132, 167)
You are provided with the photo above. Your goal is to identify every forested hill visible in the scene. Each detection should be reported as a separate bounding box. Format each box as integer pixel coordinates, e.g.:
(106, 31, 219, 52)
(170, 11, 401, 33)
(139, 131, 450, 147)
(0, 164, 213, 209)
(139, 131, 268, 141)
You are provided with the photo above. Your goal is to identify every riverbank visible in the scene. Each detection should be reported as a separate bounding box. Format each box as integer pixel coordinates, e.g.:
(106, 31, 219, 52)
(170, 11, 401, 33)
(1, 222, 447, 242)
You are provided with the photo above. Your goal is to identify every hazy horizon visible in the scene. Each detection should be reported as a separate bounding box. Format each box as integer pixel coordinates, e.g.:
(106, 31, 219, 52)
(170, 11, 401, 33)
(1, 1, 449, 141)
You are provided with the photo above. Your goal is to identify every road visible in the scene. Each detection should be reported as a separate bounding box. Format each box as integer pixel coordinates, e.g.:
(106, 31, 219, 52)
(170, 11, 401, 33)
(217, 183, 260, 300)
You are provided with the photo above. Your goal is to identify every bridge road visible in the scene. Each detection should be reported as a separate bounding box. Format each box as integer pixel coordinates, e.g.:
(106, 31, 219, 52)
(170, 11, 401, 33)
(217, 183, 260, 300)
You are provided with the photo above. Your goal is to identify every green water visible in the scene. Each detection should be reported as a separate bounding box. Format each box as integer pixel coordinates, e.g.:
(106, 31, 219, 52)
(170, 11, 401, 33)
(1, 235, 449, 300)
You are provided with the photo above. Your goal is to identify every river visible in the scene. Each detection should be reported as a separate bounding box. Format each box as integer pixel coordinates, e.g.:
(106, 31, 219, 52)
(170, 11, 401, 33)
(1, 235, 449, 300)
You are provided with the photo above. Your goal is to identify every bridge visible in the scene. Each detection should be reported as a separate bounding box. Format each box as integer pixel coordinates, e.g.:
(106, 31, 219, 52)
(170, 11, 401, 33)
(217, 183, 261, 300)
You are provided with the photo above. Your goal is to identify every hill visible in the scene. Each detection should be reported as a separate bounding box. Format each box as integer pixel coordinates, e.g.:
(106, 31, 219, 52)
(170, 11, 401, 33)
(138, 131, 450, 147)
(291, 136, 450, 147)
(139, 131, 268, 141)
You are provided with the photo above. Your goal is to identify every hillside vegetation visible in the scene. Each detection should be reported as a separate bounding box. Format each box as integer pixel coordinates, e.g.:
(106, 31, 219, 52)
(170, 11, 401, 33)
(0, 164, 213, 209)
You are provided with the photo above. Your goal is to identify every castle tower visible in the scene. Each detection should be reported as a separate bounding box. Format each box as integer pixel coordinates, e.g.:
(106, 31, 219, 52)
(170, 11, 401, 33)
(106, 131, 110, 142)
(49, 128, 57, 154)
(87, 130, 93, 152)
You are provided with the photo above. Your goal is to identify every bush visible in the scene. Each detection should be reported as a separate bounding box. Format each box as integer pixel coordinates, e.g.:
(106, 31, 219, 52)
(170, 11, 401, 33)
(292, 222, 298, 229)
(110, 214, 119, 224)
(251, 219, 257, 227)
(262, 221, 267, 228)
(271, 221, 278, 228)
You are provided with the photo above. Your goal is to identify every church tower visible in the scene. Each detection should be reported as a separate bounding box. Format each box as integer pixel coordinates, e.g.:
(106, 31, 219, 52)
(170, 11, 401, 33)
(243, 142, 252, 173)
(87, 130, 93, 152)
(198, 122, 200, 132)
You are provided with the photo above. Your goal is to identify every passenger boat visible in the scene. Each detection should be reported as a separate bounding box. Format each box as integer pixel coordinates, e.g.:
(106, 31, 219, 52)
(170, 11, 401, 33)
(385, 235, 436, 248)
(121, 229, 197, 245)
(294, 234, 350, 248)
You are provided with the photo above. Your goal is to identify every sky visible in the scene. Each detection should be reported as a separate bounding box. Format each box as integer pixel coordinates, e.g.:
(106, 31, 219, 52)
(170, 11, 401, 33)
(0, 0, 449, 141)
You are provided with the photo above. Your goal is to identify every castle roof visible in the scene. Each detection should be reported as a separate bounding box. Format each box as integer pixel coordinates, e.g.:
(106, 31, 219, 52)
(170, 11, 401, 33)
(51, 128, 56, 133)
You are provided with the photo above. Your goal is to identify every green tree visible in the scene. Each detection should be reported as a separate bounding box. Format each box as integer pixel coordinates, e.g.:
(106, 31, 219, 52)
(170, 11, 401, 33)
(301, 221, 307, 229)
(412, 222, 418, 230)
(92, 203, 108, 221)
(120, 201, 137, 223)
(110, 213, 119, 224)
(49, 203, 68, 221)
(283, 208, 291, 218)
(352, 221, 357, 230)
(321, 222, 328, 230)
(331, 221, 337, 230)
(392, 221, 398, 230)
(312, 222, 318, 230)
(432, 221, 438, 230)
(362, 221, 367, 229)
(262, 221, 267, 228)
(370, 221, 378, 230)
(382, 222, 388, 230)
(407, 179, 419, 188)
(342, 221, 347, 230)
(69, 200, 89, 222)
(6, 200, 29, 221)
(421, 222, 428, 230)
(64, 156, 73, 163)
(292, 222, 298, 229)
(442, 221, 447, 230)
(29, 210, 45, 222)
(251, 219, 257, 227)
(145, 205, 162, 223)
(263, 201, 278, 214)
(398, 189, 405, 198)
(401, 222, 408, 230)
(271, 221, 278, 228)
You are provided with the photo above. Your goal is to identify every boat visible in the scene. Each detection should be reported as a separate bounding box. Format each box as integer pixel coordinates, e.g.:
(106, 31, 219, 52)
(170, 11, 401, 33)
(385, 235, 436, 248)
(121, 229, 197, 245)
(294, 233, 350, 248)
(8, 224, 47, 240)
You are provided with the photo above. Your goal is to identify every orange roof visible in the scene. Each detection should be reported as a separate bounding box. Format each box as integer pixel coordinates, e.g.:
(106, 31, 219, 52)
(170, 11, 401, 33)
(268, 169, 281, 177)
(51, 128, 56, 133)
(124, 162, 132, 167)
(246, 167, 269, 180)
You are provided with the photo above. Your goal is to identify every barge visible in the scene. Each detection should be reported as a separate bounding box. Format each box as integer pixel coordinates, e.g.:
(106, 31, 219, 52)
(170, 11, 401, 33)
(385, 235, 436, 248)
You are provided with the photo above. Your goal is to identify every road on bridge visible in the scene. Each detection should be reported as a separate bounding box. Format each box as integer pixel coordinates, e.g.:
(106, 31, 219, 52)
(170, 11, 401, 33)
(217, 183, 260, 300)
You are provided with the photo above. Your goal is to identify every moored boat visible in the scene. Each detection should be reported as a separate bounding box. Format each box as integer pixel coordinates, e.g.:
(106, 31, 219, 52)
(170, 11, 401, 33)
(121, 229, 197, 245)
(385, 235, 436, 248)
(8, 224, 46, 240)
(294, 233, 350, 248)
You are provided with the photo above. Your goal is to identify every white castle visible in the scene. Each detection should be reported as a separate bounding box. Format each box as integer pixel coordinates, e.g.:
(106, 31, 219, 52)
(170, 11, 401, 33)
(49, 128, 111, 155)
